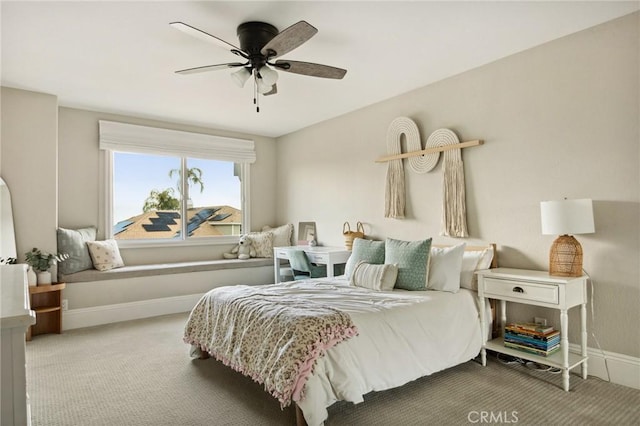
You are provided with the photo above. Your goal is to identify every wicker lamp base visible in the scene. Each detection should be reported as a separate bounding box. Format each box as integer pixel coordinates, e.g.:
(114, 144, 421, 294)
(549, 234, 583, 277)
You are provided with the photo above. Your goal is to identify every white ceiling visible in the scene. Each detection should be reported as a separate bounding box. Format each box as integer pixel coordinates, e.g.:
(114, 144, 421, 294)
(2, 1, 638, 138)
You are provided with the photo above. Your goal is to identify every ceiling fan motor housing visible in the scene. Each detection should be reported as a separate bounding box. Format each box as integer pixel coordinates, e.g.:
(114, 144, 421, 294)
(237, 22, 278, 58)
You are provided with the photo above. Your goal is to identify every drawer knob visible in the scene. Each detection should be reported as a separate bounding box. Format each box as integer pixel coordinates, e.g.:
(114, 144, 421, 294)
(512, 286, 525, 293)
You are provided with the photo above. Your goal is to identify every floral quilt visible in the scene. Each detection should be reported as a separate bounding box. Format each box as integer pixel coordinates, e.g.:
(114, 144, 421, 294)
(183, 282, 358, 407)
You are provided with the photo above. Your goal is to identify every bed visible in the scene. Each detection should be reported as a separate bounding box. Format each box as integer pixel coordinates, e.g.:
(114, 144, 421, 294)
(184, 242, 496, 426)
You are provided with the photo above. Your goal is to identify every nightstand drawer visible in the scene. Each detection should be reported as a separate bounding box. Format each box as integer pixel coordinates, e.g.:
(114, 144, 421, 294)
(483, 278, 559, 304)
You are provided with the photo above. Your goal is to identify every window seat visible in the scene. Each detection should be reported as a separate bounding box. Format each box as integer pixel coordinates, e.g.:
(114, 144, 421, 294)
(59, 258, 274, 283)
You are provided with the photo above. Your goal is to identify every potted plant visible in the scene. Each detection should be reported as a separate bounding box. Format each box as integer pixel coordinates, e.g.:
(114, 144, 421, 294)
(24, 248, 69, 285)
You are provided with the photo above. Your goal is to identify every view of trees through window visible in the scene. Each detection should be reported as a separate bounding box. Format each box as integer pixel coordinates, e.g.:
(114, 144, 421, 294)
(112, 152, 242, 240)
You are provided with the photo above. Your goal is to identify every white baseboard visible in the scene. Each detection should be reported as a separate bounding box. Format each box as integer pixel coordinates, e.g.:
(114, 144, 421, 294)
(62, 296, 639, 390)
(62, 293, 204, 331)
(569, 342, 640, 390)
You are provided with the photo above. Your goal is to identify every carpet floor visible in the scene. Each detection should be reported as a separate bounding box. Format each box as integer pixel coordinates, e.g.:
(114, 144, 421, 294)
(26, 313, 640, 425)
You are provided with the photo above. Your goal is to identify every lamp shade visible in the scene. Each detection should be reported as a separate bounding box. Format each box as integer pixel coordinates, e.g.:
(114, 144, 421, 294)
(258, 65, 278, 86)
(541, 198, 594, 277)
(256, 79, 273, 94)
(540, 199, 594, 236)
(231, 68, 251, 88)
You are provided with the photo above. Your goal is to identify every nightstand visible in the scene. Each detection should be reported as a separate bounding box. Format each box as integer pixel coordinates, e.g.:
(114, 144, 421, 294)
(26, 282, 66, 341)
(476, 268, 588, 391)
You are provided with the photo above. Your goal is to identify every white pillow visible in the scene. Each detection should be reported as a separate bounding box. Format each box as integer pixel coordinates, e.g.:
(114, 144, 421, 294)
(86, 239, 124, 271)
(460, 248, 494, 291)
(261, 224, 293, 247)
(350, 261, 398, 291)
(247, 231, 274, 258)
(427, 243, 465, 293)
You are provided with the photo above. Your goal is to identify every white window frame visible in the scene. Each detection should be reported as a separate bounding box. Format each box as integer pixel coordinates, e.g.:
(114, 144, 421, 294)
(100, 121, 254, 248)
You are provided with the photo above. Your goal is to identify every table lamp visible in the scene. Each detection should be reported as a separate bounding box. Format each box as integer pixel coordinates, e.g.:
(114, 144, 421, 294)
(540, 198, 594, 277)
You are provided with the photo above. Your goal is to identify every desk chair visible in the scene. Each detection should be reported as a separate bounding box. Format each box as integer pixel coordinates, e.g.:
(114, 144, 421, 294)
(288, 250, 327, 280)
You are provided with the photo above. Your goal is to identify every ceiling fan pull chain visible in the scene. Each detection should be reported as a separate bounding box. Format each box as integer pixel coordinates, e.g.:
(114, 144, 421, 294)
(253, 71, 260, 113)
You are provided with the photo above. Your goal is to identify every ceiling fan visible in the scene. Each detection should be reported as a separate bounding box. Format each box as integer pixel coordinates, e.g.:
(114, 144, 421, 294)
(170, 20, 347, 112)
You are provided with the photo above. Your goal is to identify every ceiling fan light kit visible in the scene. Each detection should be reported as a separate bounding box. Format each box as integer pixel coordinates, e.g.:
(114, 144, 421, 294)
(231, 67, 251, 88)
(171, 19, 347, 112)
(256, 77, 273, 94)
(258, 65, 278, 86)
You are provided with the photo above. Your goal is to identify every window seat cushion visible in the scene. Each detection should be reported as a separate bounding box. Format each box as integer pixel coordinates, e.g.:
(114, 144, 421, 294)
(59, 258, 273, 283)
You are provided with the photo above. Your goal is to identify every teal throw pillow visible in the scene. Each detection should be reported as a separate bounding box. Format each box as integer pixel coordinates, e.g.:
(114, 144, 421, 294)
(57, 226, 97, 274)
(385, 237, 432, 291)
(344, 238, 385, 279)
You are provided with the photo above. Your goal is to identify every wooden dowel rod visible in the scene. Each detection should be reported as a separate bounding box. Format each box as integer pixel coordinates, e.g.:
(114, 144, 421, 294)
(375, 139, 483, 163)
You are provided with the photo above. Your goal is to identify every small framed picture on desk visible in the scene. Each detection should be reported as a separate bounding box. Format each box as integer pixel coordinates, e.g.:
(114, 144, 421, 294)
(298, 221, 316, 245)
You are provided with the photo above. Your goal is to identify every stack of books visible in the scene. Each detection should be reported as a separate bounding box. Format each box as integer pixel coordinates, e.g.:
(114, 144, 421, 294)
(504, 323, 560, 357)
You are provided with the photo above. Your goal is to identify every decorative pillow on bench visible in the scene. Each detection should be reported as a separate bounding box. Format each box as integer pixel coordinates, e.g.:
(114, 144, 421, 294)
(86, 239, 125, 271)
(247, 231, 274, 258)
(57, 226, 97, 274)
(261, 223, 293, 247)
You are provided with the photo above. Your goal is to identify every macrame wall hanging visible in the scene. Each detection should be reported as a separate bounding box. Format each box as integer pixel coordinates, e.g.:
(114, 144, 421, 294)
(378, 117, 483, 237)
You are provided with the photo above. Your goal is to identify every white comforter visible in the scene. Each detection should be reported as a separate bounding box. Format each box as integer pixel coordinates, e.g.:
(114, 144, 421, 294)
(293, 278, 483, 426)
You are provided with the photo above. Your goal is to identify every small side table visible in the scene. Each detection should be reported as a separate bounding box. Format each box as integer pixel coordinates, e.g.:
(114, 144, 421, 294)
(26, 282, 66, 341)
(476, 268, 588, 391)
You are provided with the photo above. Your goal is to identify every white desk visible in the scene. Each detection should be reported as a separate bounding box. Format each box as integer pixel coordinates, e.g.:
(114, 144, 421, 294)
(273, 246, 351, 283)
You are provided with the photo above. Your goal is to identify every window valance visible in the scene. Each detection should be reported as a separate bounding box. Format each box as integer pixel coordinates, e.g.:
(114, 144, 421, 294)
(98, 120, 256, 163)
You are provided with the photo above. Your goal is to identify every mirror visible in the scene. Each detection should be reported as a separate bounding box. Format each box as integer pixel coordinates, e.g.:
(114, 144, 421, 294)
(0, 177, 17, 260)
(297, 222, 316, 246)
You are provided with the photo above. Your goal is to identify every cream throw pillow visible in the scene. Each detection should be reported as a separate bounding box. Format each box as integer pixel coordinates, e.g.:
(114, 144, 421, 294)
(86, 239, 124, 271)
(350, 261, 398, 291)
(261, 224, 293, 247)
(247, 231, 274, 258)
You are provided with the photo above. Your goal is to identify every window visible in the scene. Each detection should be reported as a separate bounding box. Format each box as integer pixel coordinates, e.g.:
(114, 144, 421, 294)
(99, 121, 255, 245)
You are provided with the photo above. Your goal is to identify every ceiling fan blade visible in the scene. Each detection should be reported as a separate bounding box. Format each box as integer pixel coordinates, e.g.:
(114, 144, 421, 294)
(274, 60, 347, 79)
(175, 63, 245, 75)
(260, 21, 318, 59)
(263, 84, 278, 96)
(170, 22, 241, 52)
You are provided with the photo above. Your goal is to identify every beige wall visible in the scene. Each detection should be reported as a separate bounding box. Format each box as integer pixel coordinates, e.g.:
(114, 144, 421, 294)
(276, 13, 639, 357)
(1, 87, 59, 261)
